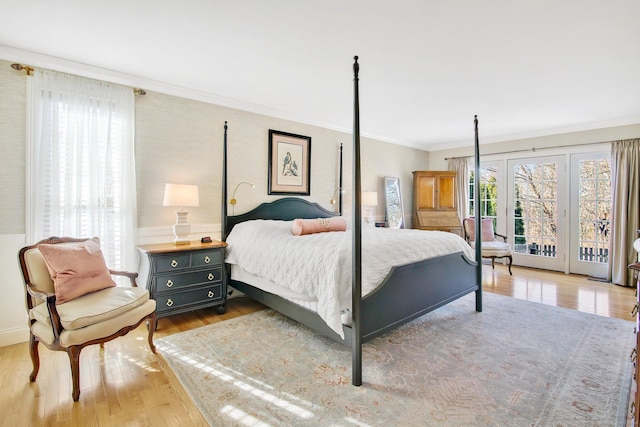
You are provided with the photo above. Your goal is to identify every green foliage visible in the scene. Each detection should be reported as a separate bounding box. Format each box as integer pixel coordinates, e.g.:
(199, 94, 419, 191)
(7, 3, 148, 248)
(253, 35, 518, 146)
(469, 172, 497, 218)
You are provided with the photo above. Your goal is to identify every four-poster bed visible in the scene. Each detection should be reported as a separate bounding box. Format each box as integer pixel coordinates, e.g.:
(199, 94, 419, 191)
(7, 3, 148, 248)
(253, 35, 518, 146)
(221, 57, 483, 386)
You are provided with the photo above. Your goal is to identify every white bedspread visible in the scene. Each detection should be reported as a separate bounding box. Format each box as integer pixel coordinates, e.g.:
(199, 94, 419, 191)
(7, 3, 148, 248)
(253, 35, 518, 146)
(225, 220, 474, 338)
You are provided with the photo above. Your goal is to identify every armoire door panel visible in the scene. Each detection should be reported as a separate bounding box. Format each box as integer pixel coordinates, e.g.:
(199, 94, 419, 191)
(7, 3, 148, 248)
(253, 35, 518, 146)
(415, 176, 436, 210)
(437, 175, 456, 210)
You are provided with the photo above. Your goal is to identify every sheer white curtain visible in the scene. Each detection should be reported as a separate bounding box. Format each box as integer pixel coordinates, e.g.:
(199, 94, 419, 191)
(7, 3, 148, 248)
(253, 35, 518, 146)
(609, 138, 640, 286)
(27, 69, 137, 271)
(448, 157, 470, 222)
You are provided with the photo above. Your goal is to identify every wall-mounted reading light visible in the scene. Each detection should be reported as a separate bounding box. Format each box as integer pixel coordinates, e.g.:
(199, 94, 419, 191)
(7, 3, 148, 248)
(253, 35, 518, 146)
(230, 181, 255, 214)
(330, 187, 342, 206)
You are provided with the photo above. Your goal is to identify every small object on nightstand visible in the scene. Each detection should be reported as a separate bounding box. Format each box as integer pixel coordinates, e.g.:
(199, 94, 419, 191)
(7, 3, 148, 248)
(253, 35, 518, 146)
(375, 222, 386, 228)
(201, 236, 212, 243)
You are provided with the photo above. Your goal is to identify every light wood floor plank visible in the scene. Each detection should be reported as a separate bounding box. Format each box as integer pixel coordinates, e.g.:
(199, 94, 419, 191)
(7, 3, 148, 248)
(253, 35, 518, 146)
(0, 266, 634, 426)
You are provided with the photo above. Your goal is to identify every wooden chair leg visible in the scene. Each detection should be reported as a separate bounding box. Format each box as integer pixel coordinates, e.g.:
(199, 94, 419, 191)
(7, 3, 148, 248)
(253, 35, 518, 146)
(507, 255, 513, 275)
(491, 257, 495, 269)
(29, 333, 40, 382)
(147, 312, 157, 354)
(68, 346, 82, 401)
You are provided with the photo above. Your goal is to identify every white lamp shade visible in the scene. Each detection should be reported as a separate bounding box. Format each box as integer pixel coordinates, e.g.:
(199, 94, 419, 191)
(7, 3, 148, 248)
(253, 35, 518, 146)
(163, 183, 200, 208)
(362, 191, 378, 206)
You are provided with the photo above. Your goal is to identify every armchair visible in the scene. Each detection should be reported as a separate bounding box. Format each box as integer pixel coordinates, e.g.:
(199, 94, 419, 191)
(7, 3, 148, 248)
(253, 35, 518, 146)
(18, 236, 157, 401)
(463, 218, 513, 275)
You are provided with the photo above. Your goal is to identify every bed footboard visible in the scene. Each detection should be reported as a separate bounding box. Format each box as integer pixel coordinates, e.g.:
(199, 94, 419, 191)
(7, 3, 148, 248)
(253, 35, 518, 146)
(356, 251, 479, 342)
(230, 250, 478, 347)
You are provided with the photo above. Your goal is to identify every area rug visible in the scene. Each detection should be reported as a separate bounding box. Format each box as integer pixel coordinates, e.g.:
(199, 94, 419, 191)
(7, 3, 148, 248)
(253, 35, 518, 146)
(156, 292, 633, 426)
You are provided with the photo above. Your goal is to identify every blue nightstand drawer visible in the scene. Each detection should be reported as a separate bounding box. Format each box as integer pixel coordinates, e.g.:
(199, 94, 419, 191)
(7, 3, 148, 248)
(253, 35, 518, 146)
(192, 249, 223, 267)
(156, 285, 223, 312)
(154, 268, 222, 292)
(154, 254, 191, 272)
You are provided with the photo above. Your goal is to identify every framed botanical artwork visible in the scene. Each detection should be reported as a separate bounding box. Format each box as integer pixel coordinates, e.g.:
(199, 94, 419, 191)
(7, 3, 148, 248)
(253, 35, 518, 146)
(268, 129, 311, 195)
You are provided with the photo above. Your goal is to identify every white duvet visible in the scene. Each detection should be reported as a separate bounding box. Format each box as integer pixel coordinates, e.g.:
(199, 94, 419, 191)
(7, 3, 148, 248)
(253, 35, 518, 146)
(225, 219, 474, 338)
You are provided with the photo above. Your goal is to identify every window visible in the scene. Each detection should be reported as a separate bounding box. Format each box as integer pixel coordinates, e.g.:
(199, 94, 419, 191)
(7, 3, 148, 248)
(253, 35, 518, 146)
(577, 158, 611, 263)
(27, 69, 137, 271)
(468, 166, 498, 227)
(513, 162, 558, 257)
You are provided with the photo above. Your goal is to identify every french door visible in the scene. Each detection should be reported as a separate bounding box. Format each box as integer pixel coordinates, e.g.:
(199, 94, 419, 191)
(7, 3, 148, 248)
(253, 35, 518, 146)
(568, 153, 611, 278)
(508, 156, 566, 271)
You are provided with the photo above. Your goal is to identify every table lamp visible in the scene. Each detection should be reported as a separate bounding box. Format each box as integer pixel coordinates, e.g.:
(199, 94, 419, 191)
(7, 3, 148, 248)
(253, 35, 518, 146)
(362, 191, 378, 224)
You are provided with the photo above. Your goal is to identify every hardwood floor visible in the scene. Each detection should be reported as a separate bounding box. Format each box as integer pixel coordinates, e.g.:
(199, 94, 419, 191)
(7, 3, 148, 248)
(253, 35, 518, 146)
(0, 265, 635, 426)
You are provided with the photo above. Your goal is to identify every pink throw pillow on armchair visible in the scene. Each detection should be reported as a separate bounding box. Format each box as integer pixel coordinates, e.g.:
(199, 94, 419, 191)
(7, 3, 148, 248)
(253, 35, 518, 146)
(38, 237, 116, 304)
(466, 218, 496, 242)
(291, 217, 347, 236)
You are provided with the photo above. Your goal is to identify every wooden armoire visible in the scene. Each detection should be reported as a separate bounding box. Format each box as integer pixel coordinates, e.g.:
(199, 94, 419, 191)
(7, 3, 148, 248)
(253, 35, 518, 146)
(412, 170, 462, 236)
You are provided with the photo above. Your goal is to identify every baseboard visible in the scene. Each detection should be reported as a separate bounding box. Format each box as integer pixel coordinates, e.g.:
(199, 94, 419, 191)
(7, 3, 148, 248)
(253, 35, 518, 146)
(0, 234, 29, 347)
(0, 326, 29, 347)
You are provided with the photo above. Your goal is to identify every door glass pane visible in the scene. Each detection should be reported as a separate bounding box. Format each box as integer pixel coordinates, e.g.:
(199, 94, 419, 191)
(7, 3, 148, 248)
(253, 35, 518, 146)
(578, 159, 610, 263)
(513, 162, 558, 257)
(468, 166, 498, 227)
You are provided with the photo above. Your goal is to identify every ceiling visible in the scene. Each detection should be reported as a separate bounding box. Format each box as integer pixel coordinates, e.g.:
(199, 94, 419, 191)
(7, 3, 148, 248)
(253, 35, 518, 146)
(1, 0, 639, 151)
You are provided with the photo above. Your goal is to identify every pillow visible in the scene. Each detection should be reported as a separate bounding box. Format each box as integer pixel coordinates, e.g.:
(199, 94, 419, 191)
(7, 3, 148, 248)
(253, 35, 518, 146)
(291, 217, 347, 236)
(466, 218, 496, 242)
(38, 237, 116, 304)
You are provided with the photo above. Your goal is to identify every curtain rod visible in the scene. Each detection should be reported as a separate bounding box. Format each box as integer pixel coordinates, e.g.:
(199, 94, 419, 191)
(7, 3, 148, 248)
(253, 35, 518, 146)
(444, 139, 612, 160)
(9, 63, 147, 95)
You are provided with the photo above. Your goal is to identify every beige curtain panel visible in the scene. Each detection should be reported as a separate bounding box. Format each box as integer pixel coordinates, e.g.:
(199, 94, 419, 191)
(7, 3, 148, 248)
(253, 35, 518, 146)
(448, 157, 469, 224)
(609, 138, 640, 286)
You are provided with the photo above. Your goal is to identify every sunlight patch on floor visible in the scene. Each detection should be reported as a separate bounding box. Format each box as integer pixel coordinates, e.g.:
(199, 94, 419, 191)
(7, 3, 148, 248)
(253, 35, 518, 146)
(220, 405, 271, 427)
(158, 343, 316, 421)
(116, 350, 160, 373)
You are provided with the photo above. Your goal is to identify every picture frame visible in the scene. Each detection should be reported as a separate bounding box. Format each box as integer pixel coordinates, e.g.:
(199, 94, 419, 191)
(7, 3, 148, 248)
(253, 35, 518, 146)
(268, 129, 311, 195)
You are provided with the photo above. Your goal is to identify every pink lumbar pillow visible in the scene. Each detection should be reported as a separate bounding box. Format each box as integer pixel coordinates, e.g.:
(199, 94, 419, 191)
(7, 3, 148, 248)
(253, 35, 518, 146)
(38, 237, 116, 304)
(291, 217, 347, 236)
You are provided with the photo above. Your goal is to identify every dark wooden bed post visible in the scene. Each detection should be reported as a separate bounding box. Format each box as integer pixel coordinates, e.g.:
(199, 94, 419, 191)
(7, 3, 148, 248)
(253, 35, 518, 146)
(339, 143, 343, 215)
(474, 115, 483, 312)
(352, 56, 363, 386)
(222, 121, 229, 241)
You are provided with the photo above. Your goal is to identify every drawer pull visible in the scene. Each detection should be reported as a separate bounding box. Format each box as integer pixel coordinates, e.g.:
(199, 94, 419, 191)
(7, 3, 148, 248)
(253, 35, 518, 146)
(208, 290, 215, 298)
(170, 259, 178, 268)
(632, 304, 639, 318)
(204, 256, 211, 264)
(208, 273, 215, 281)
(166, 299, 174, 307)
(166, 279, 174, 288)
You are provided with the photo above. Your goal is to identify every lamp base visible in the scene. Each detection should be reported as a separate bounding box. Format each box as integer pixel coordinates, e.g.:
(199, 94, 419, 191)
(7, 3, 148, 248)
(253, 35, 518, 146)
(365, 207, 376, 224)
(172, 211, 192, 245)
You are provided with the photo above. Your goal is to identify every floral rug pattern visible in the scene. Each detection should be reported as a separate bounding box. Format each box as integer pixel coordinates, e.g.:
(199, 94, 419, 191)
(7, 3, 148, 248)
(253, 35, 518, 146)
(157, 292, 632, 426)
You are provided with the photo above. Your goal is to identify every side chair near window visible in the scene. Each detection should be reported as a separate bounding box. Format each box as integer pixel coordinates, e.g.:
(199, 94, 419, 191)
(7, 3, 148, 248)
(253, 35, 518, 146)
(18, 236, 157, 401)
(463, 217, 513, 275)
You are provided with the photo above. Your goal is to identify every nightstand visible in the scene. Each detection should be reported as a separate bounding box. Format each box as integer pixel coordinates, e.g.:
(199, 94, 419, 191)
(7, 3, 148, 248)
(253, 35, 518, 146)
(137, 240, 228, 319)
